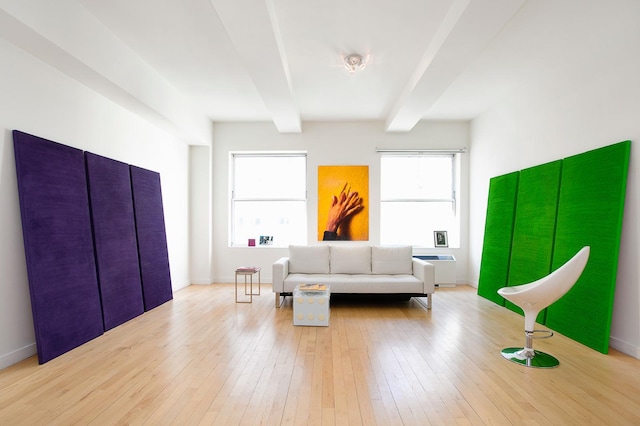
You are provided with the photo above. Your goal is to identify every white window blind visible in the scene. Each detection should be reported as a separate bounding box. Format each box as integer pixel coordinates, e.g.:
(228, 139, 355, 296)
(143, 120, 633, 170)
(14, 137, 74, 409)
(231, 153, 307, 247)
(380, 153, 460, 247)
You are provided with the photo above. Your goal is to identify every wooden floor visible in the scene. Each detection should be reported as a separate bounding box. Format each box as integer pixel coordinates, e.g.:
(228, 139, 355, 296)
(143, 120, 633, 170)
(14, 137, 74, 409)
(1, 284, 639, 425)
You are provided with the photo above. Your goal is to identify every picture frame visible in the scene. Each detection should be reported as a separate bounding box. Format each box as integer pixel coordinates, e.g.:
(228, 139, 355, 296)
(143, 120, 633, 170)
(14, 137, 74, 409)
(259, 235, 273, 246)
(317, 165, 369, 241)
(434, 230, 448, 248)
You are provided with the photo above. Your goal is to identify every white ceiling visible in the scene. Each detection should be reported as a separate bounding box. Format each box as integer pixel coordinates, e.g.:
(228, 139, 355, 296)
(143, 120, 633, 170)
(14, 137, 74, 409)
(2, 0, 638, 139)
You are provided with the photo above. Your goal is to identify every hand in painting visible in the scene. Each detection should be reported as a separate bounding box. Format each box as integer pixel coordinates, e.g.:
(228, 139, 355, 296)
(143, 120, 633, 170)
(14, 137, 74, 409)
(324, 182, 363, 240)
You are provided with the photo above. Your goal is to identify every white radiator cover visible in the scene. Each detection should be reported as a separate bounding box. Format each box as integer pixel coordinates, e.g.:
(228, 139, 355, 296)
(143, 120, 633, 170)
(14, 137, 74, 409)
(414, 255, 456, 286)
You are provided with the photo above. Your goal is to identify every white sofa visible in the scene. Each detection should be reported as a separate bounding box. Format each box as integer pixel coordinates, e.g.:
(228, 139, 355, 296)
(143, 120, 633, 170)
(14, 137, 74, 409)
(272, 245, 435, 309)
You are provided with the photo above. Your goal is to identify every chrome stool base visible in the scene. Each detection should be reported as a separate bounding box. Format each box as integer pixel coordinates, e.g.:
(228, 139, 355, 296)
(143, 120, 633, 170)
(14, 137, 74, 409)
(501, 329, 559, 368)
(501, 347, 559, 368)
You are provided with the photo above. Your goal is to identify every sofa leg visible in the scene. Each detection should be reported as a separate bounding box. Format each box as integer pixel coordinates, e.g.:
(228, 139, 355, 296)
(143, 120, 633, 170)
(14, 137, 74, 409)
(275, 292, 281, 308)
(414, 294, 432, 310)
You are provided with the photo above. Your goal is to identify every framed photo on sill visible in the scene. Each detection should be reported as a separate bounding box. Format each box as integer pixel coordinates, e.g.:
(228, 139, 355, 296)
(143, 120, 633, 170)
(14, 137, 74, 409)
(434, 230, 448, 248)
(259, 235, 273, 246)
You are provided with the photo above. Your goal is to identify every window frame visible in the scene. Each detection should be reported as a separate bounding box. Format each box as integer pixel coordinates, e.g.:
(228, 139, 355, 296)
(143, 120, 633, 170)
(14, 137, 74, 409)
(379, 151, 461, 248)
(229, 151, 307, 247)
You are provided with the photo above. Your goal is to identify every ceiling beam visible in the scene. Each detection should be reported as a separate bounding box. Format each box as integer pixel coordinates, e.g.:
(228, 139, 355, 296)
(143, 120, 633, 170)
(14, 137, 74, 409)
(210, 0, 301, 133)
(386, 0, 525, 132)
(0, 1, 211, 145)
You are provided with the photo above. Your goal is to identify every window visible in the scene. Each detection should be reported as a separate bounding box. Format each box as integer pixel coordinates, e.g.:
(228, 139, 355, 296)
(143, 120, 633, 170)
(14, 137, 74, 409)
(380, 153, 459, 247)
(231, 153, 307, 247)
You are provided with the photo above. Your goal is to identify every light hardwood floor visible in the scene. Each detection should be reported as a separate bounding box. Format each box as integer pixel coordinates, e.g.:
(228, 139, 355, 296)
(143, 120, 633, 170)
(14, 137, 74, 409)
(1, 284, 639, 425)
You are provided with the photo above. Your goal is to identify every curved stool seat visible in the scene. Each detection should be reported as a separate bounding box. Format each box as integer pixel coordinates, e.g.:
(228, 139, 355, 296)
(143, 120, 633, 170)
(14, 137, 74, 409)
(498, 246, 590, 368)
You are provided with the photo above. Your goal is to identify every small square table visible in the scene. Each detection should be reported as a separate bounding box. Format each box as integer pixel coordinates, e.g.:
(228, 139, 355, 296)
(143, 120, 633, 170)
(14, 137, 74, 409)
(235, 266, 261, 303)
(293, 284, 330, 326)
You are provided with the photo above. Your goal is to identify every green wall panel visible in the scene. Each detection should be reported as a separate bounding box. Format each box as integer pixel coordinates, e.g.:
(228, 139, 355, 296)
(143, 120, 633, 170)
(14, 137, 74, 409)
(477, 171, 519, 305)
(546, 141, 630, 354)
(505, 160, 563, 322)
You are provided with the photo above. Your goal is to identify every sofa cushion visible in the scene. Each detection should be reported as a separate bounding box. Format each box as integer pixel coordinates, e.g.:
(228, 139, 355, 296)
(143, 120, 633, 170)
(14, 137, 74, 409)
(289, 245, 330, 274)
(372, 246, 413, 274)
(330, 245, 371, 274)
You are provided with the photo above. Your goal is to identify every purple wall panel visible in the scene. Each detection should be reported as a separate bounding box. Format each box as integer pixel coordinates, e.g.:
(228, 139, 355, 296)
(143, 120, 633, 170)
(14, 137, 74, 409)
(130, 166, 173, 310)
(86, 153, 144, 330)
(13, 131, 103, 364)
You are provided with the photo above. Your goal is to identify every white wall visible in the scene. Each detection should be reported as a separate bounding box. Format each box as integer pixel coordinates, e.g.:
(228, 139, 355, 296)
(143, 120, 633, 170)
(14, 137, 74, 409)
(210, 120, 470, 284)
(0, 39, 192, 368)
(468, 40, 640, 357)
(190, 145, 214, 284)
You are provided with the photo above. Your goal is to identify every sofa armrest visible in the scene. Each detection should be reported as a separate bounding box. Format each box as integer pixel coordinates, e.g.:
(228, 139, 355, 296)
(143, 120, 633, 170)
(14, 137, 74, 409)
(272, 257, 289, 293)
(412, 258, 435, 294)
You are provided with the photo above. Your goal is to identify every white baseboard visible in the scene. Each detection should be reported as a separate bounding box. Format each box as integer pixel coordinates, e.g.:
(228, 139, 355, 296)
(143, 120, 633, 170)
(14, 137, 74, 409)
(609, 336, 640, 359)
(0, 343, 36, 370)
(220, 276, 272, 285)
(172, 280, 192, 291)
(190, 280, 213, 285)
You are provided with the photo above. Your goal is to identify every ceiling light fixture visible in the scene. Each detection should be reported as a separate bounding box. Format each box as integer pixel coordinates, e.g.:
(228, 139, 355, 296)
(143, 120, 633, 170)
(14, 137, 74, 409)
(343, 54, 366, 74)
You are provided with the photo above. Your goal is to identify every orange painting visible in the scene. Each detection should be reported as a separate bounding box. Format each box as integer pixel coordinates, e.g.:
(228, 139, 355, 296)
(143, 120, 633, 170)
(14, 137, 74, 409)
(318, 165, 369, 241)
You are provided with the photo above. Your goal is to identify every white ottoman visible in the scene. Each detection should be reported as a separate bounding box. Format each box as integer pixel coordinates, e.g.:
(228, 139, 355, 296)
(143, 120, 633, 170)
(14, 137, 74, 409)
(293, 284, 330, 326)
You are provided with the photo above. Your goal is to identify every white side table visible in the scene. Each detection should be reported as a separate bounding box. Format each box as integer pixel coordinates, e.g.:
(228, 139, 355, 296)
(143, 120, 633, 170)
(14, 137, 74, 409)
(293, 284, 330, 326)
(235, 266, 261, 303)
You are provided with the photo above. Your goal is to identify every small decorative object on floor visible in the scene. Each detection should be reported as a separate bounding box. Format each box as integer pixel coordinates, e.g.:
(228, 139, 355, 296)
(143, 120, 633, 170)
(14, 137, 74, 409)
(235, 266, 261, 303)
(293, 284, 330, 326)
